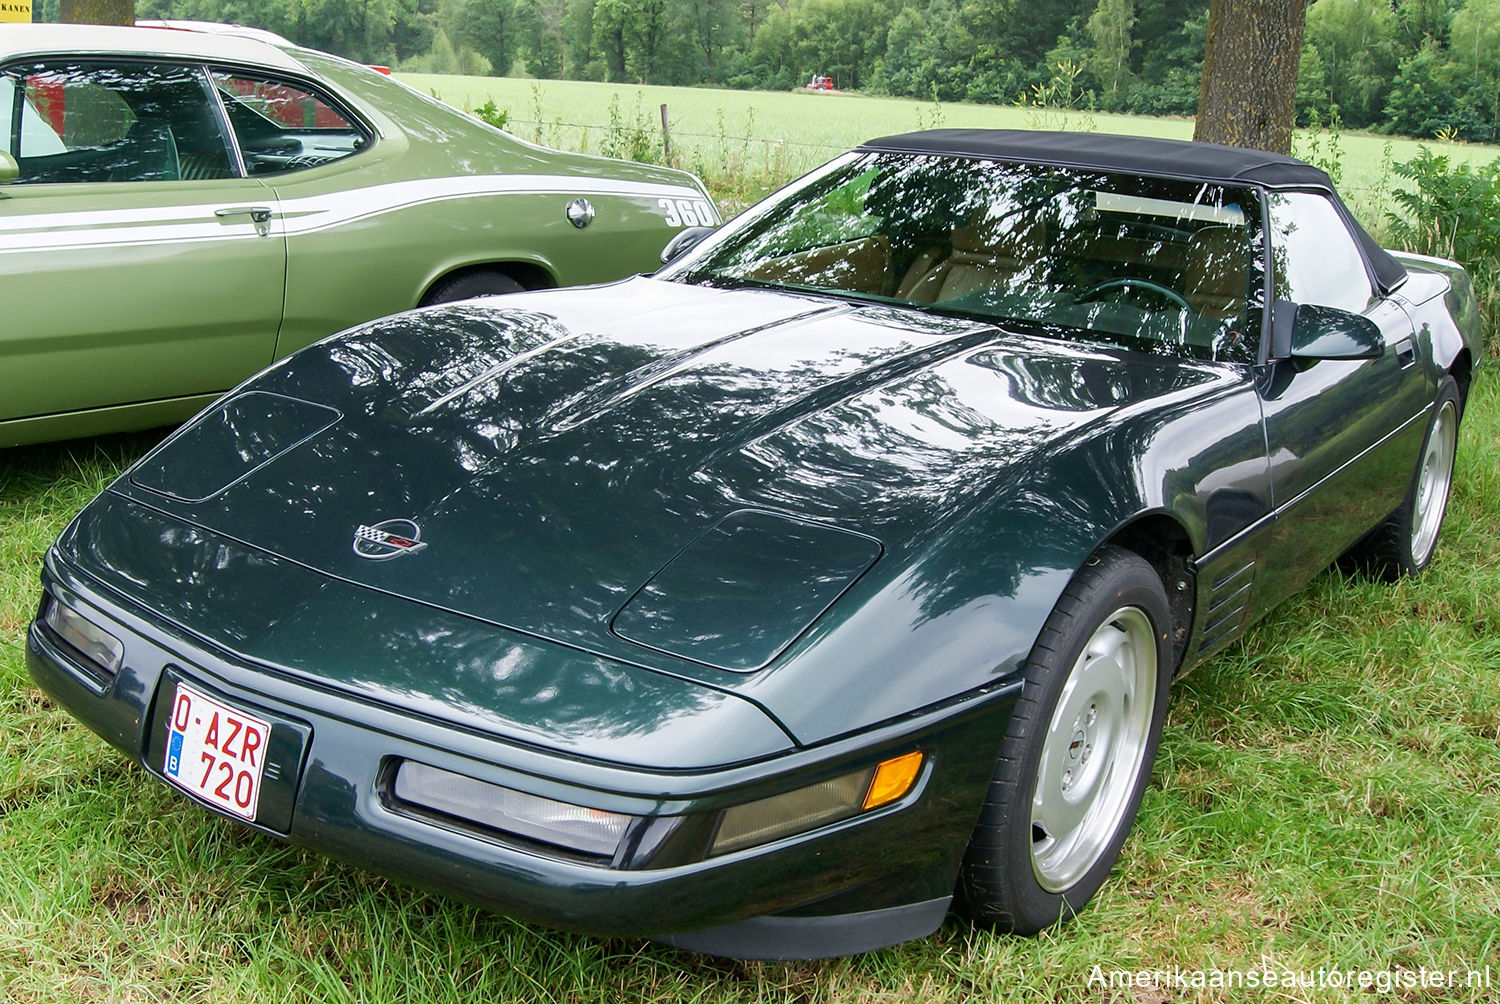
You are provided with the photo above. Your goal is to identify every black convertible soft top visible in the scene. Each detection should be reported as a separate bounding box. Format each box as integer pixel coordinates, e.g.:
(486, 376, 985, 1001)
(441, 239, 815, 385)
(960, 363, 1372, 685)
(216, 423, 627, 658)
(859, 129, 1407, 293)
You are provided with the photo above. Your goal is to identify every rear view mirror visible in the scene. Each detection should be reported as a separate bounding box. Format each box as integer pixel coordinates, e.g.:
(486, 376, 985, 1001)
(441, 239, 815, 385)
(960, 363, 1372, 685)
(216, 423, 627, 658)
(660, 226, 717, 264)
(0, 151, 18, 185)
(1287, 303, 1383, 360)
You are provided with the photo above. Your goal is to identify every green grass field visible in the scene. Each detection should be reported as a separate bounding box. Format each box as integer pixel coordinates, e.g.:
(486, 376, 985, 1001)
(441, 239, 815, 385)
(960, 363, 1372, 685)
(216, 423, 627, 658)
(3, 81, 1499, 1002)
(401, 73, 1500, 220)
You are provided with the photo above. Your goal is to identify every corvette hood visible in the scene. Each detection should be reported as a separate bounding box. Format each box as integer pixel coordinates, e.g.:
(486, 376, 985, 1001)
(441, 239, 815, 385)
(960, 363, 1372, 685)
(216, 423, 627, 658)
(102, 277, 1221, 689)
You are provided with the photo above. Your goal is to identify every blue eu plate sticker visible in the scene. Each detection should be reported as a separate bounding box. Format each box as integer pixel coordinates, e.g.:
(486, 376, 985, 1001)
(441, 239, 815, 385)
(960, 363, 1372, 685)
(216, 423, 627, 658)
(166, 730, 184, 777)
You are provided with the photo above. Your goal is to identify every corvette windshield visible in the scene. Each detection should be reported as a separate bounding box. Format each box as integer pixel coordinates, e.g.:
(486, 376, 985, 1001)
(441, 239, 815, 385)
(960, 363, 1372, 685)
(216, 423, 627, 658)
(676, 153, 1264, 363)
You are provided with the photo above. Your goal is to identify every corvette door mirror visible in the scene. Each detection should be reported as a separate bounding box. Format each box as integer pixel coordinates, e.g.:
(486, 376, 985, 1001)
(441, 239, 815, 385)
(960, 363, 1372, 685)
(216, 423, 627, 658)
(660, 225, 717, 264)
(1288, 303, 1383, 361)
(0, 151, 17, 184)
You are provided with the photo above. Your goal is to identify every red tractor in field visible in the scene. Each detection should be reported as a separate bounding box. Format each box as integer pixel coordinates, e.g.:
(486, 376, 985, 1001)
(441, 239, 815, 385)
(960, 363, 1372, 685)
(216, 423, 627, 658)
(805, 75, 835, 91)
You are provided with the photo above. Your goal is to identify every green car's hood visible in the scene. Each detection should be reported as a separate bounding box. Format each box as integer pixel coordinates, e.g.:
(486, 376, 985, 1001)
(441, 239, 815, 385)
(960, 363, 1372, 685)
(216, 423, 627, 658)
(83, 277, 1228, 742)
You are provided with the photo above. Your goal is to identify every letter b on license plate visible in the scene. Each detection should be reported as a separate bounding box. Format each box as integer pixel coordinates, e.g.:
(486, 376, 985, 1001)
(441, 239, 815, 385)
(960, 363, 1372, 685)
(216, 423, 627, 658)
(162, 682, 270, 821)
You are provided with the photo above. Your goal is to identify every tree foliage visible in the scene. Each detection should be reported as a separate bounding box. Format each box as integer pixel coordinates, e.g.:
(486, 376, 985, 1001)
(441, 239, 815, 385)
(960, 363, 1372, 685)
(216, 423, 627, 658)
(1084, 0, 1136, 102)
(1301, 0, 1397, 128)
(46, 0, 1494, 140)
(60, 0, 133, 24)
(459, 0, 519, 75)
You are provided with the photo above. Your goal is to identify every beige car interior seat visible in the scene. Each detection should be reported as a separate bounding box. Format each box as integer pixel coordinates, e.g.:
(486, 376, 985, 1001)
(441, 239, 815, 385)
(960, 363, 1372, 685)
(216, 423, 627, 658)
(1182, 225, 1248, 320)
(899, 214, 1048, 303)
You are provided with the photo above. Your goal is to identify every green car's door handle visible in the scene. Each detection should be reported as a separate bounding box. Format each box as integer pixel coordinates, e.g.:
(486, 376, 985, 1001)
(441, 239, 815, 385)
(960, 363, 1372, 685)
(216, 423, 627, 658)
(215, 206, 275, 235)
(215, 206, 273, 223)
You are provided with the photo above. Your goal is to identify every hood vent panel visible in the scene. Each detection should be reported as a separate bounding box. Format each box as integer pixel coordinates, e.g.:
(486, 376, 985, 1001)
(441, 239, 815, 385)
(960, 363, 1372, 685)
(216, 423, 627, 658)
(612, 510, 881, 672)
(130, 392, 340, 503)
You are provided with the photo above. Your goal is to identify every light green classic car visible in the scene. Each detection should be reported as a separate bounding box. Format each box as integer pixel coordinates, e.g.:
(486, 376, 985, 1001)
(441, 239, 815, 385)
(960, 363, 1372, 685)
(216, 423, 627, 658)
(0, 23, 719, 447)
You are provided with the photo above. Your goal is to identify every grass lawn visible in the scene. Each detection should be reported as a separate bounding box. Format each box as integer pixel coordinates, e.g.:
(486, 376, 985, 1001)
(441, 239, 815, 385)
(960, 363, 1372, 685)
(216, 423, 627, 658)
(3, 390, 1498, 1003)
(2, 82, 1498, 1002)
(3, 380, 1496, 1002)
(400, 73, 1500, 221)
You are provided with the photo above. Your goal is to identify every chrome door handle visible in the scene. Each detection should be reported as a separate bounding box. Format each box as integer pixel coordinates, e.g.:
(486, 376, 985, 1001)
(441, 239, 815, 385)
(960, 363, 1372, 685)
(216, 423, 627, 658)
(215, 206, 273, 223)
(215, 206, 274, 235)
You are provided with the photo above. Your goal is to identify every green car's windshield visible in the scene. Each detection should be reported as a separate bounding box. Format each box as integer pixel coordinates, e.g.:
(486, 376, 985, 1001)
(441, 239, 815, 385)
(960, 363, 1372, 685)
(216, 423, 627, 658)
(675, 153, 1264, 363)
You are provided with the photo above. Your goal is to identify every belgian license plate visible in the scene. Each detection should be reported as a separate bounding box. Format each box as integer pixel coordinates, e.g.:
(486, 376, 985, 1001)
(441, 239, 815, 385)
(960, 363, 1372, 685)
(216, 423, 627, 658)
(161, 682, 270, 822)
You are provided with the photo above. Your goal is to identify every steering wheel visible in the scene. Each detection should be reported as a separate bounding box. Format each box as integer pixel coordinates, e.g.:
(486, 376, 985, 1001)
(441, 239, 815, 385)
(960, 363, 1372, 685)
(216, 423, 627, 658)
(1074, 277, 1191, 312)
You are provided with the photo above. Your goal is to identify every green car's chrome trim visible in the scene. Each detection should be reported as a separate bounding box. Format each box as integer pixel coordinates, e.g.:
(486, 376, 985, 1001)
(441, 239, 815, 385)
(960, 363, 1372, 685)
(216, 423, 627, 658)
(0, 393, 224, 450)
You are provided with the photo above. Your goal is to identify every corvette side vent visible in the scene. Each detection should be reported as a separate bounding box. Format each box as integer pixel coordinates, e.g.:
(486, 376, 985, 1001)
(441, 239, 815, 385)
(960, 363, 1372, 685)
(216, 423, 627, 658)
(1198, 559, 1255, 654)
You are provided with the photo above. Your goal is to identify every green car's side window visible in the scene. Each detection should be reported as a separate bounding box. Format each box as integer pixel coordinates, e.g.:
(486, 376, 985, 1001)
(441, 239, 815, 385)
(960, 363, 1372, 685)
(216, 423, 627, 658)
(2, 61, 237, 185)
(211, 72, 367, 176)
(1, 76, 68, 158)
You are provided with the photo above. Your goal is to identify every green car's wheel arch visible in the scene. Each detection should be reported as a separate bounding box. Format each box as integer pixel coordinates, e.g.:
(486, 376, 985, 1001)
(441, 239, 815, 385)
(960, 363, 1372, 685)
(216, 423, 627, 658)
(1350, 376, 1461, 580)
(422, 268, 527, 305)
(956, 545, 1172, 933)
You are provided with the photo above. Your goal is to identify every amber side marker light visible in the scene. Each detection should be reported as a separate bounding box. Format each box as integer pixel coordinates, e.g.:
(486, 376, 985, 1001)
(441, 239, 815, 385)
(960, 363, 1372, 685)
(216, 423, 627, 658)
(864, 750, 925, 810)
(710, 751, 927, 855)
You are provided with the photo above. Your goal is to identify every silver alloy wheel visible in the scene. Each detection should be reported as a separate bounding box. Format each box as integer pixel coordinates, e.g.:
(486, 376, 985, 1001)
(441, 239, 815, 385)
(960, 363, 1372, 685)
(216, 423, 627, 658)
(1410, 400, 1457, 568)
(1030, 606, 1157, 892)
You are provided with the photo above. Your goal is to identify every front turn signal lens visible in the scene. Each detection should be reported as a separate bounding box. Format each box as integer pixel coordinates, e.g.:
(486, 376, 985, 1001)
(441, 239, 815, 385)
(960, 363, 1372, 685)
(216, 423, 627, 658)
(710, 750, 928, 856)
(863, 751, 925, 810)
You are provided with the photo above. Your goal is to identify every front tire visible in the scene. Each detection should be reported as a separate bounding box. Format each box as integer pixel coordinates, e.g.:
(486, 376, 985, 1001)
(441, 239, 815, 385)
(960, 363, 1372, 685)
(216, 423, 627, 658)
(956, 545, 1172, 934)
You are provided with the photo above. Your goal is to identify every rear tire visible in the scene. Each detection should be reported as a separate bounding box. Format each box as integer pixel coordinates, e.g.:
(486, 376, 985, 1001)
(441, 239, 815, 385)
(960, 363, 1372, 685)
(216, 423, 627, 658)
(1348, 377, 1460, 580)
(423, 269, 524, 305)
(956, 545, 1171, 934)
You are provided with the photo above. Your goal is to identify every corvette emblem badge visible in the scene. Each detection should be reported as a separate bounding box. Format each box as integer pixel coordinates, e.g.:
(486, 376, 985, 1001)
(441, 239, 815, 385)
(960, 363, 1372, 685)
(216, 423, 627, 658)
(353, 519, 428, 560)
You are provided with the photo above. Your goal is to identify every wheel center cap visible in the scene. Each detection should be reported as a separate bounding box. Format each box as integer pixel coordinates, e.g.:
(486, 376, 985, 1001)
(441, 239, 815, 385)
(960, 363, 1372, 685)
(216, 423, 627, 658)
(1068, 728, 1087, 761)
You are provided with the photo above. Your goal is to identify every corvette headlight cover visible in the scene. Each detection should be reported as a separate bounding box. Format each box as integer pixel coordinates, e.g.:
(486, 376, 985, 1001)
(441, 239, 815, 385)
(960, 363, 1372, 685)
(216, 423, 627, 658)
(43, 594, 124, 677)
(393, 760, 634, 857)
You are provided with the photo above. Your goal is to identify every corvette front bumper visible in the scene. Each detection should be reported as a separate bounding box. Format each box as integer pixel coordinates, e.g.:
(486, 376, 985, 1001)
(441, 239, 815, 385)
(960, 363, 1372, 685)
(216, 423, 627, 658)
(28, 556, 1018, 959)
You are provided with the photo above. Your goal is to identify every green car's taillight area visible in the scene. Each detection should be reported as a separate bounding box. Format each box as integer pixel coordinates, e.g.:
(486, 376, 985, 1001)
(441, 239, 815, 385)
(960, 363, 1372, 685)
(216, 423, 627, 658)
(38, 592, 124, 686)
(386, 750, 927, 864)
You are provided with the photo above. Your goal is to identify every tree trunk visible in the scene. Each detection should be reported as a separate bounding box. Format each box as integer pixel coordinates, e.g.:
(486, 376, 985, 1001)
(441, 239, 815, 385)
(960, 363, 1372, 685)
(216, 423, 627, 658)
(1193, 0, 1305, 154)
(59, 0, 134, 25)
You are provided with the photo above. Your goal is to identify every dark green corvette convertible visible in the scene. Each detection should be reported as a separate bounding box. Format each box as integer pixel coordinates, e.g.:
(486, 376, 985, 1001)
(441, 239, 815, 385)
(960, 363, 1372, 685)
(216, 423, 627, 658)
(29, 131, 1483, 959)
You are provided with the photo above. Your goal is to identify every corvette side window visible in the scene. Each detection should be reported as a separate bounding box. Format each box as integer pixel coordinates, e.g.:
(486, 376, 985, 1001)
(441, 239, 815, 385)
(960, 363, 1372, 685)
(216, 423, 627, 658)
(1266, 191, 1374, 314)
(212, 72, 367, 175)
(5, 62, 237, 185)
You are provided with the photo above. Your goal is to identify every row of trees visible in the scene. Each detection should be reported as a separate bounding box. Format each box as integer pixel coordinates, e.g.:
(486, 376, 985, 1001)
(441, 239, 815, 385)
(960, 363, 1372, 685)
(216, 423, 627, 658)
(1299, 0, 1500, 141)
(111, 0, 1208, 112)
(35, 0, 1500, 142)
